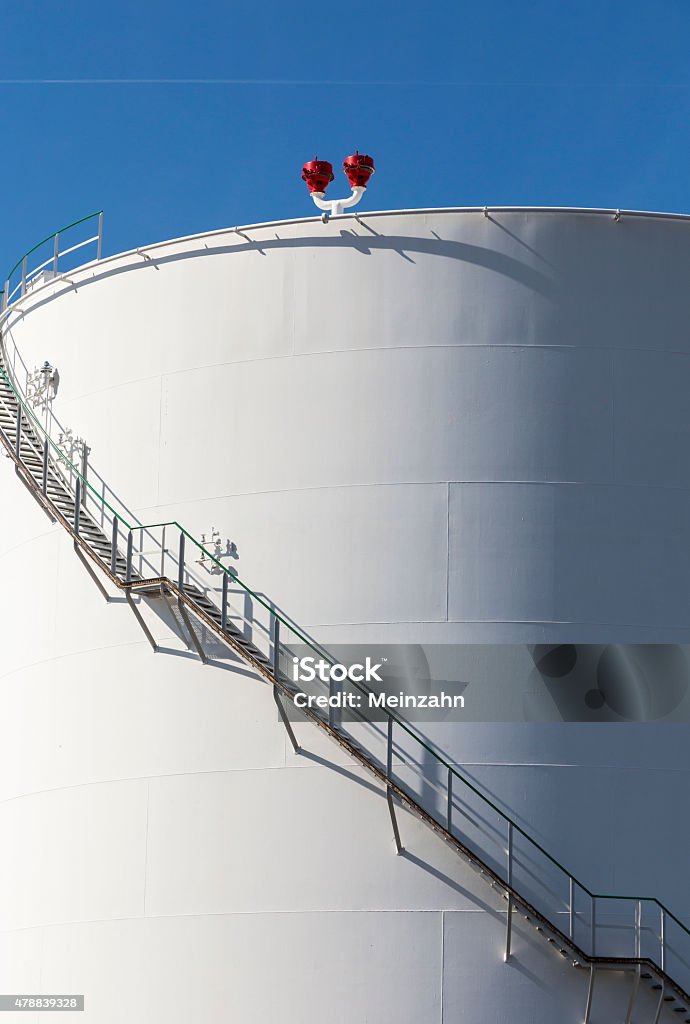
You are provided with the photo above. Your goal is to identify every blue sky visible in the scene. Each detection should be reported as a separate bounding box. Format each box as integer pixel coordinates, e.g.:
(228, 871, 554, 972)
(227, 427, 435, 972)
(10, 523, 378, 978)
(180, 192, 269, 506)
(0, 0, 688, 269)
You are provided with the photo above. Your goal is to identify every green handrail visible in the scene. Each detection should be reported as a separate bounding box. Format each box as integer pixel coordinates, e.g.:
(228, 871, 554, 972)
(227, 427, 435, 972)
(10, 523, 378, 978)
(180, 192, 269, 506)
(0, 211, 103, 298)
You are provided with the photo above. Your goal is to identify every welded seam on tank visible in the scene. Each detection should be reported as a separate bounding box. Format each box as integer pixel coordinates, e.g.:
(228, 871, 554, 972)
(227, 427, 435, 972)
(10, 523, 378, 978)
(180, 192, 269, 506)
(1, 758, 684, 811)
(9, 340, 690, 409)
(0, 907, 470, 940)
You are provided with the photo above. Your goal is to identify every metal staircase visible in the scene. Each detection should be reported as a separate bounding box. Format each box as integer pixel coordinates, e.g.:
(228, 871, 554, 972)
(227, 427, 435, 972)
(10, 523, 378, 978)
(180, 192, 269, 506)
(0, 373, 130, 577)
(1, 208, 689, 1019)
(1, 352, 689, 1022)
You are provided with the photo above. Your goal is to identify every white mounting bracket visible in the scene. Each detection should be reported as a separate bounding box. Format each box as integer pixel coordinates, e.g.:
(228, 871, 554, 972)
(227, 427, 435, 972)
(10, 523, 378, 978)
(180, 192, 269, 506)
(310, 186, 367, 221)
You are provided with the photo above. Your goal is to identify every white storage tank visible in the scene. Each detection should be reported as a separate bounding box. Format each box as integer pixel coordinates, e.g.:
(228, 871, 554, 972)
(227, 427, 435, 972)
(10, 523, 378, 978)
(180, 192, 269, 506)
(1, 206, 689, 1022)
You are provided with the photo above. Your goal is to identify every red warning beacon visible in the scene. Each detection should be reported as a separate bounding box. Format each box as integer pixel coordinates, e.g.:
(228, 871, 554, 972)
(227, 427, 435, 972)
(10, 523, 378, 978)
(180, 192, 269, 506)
(302, 150, 375, 218)
(301, 158, 334, 195)
(343, 151, 375, 189)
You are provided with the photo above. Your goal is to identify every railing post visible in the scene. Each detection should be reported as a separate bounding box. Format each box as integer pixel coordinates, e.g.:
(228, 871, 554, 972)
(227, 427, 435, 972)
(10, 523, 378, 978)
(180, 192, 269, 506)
(111, 517, 119, 576)
(160, 524, 166, 578)
(447, 766, 453, 832)
(660, 907, 665, 973)
(221, 571, 229, 632)
(272, 615, 280, 679)
(42, 437, 49, 495)
(385, 716, 402, 854)
(97, 213, 103, 261)
(271, 616, 300, 754)
(569, 876, 574, 940)
(591, 897, 597, 956)
(80, 448, 88, 510)
(505, 821, 514, 960)
(622, 905, 638, 1024)
(328, 673, 340, 729)
(74, 479, 81, 535)
(21, 256, 27, 297)
(14, 403, 21, 461)
(126, 529, 133, 583)
(53, 232, 59, 274)
(178, 532, 185, 591)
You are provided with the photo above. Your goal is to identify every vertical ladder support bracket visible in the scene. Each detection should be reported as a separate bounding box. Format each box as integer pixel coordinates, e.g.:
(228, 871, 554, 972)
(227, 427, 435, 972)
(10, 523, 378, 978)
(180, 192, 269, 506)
(271, 617, 299, 754)
(273, 686, 300, 755)
(583, 964, 596, 1024)
(386, 717, 403, 854)
(624, 965, 640, 1024)
(504, 897, 514, 962)
(386, 787, 403, 855)
(505, 822, 514, 961)
(651, 981, 665, 1024)
(177, 597, 208, 665)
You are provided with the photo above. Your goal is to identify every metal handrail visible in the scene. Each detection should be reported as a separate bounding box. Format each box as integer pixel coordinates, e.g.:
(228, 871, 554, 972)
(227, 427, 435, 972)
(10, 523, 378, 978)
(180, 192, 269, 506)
(0, 211, 102, 311)
(1, 218, 690, 1005)
(3, 203, 690, 314)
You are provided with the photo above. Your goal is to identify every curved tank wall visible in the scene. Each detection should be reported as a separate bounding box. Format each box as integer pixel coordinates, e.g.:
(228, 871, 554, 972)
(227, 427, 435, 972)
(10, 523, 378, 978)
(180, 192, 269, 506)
(1, 207, 689, 1022)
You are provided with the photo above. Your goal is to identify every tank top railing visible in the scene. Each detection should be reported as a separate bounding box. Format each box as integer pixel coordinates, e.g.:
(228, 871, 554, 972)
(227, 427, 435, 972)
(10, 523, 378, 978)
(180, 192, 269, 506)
(0, 211, 102, 313)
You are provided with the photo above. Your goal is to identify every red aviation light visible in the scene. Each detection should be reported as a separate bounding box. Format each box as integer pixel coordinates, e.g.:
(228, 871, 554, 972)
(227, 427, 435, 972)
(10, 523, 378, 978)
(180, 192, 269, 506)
(343, 151, 375, 189)
(301, 158, 335, 194)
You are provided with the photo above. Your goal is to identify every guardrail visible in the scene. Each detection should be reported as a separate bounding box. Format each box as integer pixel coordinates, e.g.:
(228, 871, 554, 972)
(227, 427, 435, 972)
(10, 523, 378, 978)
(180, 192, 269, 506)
(0, 211, 103, 313)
